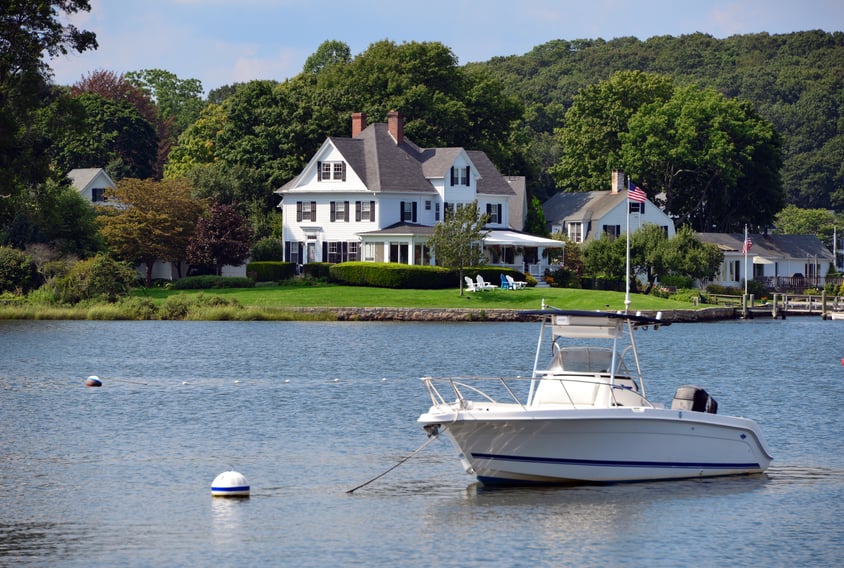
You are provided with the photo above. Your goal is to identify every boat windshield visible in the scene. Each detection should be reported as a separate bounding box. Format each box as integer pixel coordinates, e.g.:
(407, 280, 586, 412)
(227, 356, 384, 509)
(548, 346, 626, 374)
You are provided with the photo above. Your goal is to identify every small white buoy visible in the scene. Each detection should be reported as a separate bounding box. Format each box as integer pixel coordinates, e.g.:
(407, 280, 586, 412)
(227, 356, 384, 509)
(211, 471, 250, 497)
(234, 380, 240, 384)
(332, 378, 340, 383)
(182, 381, 189, 385)
(283, 379, 290, 384)
(85, 375, 102, 387)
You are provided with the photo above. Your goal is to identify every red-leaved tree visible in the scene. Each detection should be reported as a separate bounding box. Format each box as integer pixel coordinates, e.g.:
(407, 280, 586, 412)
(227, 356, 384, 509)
(186, 201, 253, 275)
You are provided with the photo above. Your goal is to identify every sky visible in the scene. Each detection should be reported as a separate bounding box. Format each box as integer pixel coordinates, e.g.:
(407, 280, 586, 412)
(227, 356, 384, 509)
(50, 0, 844, 95)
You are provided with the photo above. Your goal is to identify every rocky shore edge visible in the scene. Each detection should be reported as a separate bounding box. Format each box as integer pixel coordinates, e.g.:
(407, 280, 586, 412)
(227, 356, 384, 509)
(290, 306, 738, 322)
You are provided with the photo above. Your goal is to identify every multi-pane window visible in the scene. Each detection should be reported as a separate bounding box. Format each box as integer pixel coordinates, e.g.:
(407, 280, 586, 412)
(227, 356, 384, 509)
(357, 200, 374, 222)
(603, 225, 621, 240)
(319, 161, 345, 181)
(331, 201, 349, 222)
(401, 201, 417, 222)
(568, 222, 583, 243)
(297, 201, 317, 222)
(486, 203, 502, 224)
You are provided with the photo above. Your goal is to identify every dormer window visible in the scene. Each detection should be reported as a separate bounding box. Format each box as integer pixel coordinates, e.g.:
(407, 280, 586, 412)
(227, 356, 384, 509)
(318, 161, 346, 181)
(450, 166, 470, 187)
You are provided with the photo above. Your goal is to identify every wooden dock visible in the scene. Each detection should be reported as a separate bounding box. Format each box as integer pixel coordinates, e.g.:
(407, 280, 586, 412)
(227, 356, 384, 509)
(725, 293, 844, 319)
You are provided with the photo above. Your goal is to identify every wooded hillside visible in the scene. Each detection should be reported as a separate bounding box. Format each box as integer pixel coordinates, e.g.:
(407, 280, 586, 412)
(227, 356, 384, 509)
(472, 31, 843, 210)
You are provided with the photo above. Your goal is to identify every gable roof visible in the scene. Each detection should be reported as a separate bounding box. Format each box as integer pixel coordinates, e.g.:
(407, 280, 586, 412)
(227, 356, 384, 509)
(67, 168, 115, 193)
(276, 121, 511, 197)
(697, 232, 834, 260)
(542, 190, 626, 224)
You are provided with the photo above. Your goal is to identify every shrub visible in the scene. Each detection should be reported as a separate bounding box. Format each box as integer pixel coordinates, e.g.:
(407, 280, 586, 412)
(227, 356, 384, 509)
(246, 261, 296, 282)
(0, 246, 39, 293)
(171, 275, 255, 289)
(48, 254, 137, 304)
(250, 237, 284, 261)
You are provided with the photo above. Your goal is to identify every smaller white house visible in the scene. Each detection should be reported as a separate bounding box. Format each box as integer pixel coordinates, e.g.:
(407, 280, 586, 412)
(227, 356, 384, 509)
(542, 170, 675, 242)
(697, 232, 835, 290)
(67, 168, 117, 205)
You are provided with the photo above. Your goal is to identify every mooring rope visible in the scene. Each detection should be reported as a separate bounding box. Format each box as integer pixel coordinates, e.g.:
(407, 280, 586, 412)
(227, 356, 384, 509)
(346, 426, 443, 494)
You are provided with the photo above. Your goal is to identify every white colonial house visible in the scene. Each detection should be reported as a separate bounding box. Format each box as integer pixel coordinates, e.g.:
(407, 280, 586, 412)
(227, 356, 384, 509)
(542, 170, 676, 243)
(275, 111, 562, 278)
(697, 232, 835, 290)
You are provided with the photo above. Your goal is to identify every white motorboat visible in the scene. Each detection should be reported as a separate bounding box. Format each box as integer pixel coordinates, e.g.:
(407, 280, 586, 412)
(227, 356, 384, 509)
(827, 311, 844, 320)
(418, 307, 773, 485)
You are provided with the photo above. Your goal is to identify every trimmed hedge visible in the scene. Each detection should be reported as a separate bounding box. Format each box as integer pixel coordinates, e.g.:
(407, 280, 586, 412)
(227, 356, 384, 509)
(303, 262, 332, 279)
(247, 261, 296, 282)
(328, 262, 529, 289)
(330, 262, 455, 289)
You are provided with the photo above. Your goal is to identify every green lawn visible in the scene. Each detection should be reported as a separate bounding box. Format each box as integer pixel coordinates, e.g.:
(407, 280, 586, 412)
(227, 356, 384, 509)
(132, 281, 699, 312)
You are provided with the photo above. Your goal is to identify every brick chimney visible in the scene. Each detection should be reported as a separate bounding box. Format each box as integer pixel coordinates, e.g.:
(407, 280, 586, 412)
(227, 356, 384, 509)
(387, 110, 403, 145)
(351, 112, 366, 137)
(611, 169, 626, 194)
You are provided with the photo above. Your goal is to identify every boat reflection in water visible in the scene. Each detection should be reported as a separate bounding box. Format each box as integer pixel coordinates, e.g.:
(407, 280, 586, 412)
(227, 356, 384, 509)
(418, 306, 773, 485)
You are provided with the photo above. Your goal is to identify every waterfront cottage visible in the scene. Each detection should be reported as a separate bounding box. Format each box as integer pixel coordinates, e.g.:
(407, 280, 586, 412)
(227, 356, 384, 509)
(697, 232, 836, 290)
(275, 111, 562, 278)
(541, 170, 676, 243)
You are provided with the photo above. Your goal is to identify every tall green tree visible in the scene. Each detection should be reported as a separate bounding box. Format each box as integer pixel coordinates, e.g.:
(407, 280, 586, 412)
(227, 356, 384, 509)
(774, 204, 840, 249)
(97, 178, 206, 287)
(426, 200, 490, 295)
(72, 70, 166, 178)
(125, 69, 204, 138)
(550, 71, 675, 192)
(621, 85, 784, 231)
(0, 0, 97, 234)
(52, 92, 159, 179)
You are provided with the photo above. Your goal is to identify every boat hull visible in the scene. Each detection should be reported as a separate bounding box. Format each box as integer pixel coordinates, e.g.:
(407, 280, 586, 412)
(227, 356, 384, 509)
(420, 407, 772, 484)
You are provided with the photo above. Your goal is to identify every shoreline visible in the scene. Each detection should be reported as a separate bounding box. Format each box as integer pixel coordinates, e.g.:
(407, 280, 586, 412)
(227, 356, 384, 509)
(292, 306, 739, 322)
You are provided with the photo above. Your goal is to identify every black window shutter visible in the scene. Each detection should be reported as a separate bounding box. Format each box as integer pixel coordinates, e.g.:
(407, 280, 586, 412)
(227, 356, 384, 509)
(486, 204, 492, 216)
(412, 202, 417, 223)
(344, 201, 349, 222)
(465, 166, 470, 186)
(317, 161, 322, 181)
(322, 242, 327, 262)
(369, 201, 375, 221)
(450, 167, 455, 186)
(400, 201, 405, 221)
(298, 243, 303, 261)
(284, 241, 290, 261)
(616, 225, 621, 236)
(296, 201, 302, 222)
(497, 204, 502, 223)
(341, 162, 346, 181)
(355, 201, 361, 222)
(311, 201, 317, 221)
(341, 241, 348, 261)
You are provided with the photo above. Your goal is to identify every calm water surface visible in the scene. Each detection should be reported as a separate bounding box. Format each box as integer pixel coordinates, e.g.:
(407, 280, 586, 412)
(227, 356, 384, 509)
(1, 318, 842, 567)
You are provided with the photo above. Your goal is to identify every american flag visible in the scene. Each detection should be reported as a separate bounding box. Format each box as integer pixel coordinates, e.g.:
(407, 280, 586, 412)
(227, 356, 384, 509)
(628, 181, 647, 203)
(742, 235, 752, 254)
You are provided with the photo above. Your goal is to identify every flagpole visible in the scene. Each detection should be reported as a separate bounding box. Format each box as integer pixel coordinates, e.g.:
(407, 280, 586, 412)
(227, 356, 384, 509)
(624, 179, 631, 313)
(743, 224, 749, 297)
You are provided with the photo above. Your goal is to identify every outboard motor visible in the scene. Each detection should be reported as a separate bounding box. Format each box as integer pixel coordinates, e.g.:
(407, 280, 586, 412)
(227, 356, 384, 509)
(670, 385, 718, 414)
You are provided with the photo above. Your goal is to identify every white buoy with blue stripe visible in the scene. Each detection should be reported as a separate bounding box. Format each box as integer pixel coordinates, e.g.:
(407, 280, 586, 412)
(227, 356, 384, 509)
(211, 471, 250, 497)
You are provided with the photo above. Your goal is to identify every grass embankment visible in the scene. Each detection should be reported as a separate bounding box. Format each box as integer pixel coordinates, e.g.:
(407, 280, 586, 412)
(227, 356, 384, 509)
(136, 281, 696, 310)
(0, 281, 700, 321)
